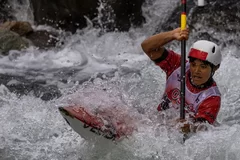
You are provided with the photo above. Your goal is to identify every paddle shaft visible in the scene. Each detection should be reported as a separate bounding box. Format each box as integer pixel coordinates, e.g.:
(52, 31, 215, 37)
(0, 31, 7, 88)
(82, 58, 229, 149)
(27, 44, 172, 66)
(180, 0, 187, 120)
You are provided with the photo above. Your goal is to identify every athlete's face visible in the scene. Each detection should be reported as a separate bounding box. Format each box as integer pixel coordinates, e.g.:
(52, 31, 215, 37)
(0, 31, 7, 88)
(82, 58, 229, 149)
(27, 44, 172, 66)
(190, 59, 212, 86)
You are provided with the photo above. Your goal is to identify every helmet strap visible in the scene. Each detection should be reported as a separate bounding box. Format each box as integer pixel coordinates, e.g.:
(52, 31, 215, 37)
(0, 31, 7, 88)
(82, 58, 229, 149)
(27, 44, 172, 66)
(210, 64, 220, 77)
(211, 70, 215, 77)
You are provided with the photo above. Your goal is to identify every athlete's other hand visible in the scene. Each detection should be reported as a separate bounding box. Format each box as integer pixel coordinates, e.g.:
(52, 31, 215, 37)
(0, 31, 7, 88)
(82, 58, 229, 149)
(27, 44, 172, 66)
(175, 118, 191, 134)
(175, 118, 209, 134)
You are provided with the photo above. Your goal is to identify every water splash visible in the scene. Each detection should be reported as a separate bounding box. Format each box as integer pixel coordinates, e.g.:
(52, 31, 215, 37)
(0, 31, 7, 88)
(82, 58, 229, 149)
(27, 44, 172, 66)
(0, 0, 240, 159)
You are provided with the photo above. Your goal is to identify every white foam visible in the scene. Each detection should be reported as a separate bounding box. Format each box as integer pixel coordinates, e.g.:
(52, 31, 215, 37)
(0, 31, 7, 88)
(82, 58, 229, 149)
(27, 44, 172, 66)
(0, 0, 240, 159)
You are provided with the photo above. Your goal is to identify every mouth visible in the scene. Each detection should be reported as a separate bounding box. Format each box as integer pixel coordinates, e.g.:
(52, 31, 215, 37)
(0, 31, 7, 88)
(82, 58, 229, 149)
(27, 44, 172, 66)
(192, 75, 202, 81)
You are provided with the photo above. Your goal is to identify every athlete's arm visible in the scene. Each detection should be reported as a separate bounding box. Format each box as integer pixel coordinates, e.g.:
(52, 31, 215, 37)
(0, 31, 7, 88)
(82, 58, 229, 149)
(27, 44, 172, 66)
(141, 28, 189, 61)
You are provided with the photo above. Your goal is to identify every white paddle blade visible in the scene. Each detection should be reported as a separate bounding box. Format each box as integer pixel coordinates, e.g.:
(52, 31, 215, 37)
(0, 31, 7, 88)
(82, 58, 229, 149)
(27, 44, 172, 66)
(197, 0, 205, 7)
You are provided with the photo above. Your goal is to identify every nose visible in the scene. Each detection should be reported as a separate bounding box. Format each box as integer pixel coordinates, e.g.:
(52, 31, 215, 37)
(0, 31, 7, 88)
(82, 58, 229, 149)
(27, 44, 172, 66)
(194, 66, 201, 73)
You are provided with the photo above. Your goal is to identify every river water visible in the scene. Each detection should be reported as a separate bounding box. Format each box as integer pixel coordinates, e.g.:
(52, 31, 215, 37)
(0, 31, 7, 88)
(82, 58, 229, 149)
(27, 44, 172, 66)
(0, 0, 240, 160)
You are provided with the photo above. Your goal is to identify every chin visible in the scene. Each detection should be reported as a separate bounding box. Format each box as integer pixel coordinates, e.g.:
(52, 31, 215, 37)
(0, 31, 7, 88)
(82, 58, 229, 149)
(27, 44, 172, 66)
(192, 81, 203, 86)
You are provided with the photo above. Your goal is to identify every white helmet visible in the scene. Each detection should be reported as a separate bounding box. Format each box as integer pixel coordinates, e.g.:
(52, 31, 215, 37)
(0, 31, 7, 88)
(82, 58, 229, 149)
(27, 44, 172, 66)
(188, 40, 221, 66)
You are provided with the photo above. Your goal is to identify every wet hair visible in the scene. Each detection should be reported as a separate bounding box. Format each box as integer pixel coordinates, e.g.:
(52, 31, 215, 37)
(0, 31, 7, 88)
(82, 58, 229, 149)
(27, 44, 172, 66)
(189, 57, 215, 69)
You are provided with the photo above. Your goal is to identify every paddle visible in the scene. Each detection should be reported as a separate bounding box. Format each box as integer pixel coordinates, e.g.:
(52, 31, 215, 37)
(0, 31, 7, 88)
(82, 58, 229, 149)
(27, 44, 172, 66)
(180, 0, 187, 142)
(180, 0, 206, 142)
(180, 0, 186, 121)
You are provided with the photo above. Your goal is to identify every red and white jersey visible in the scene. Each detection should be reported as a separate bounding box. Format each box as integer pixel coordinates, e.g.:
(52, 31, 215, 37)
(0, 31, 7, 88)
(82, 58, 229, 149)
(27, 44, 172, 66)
(156, 50, 221, 124)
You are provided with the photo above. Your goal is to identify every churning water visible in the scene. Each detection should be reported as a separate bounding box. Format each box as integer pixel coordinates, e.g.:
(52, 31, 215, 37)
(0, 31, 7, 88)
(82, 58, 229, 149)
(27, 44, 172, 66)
(0, 0, 240, 160)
